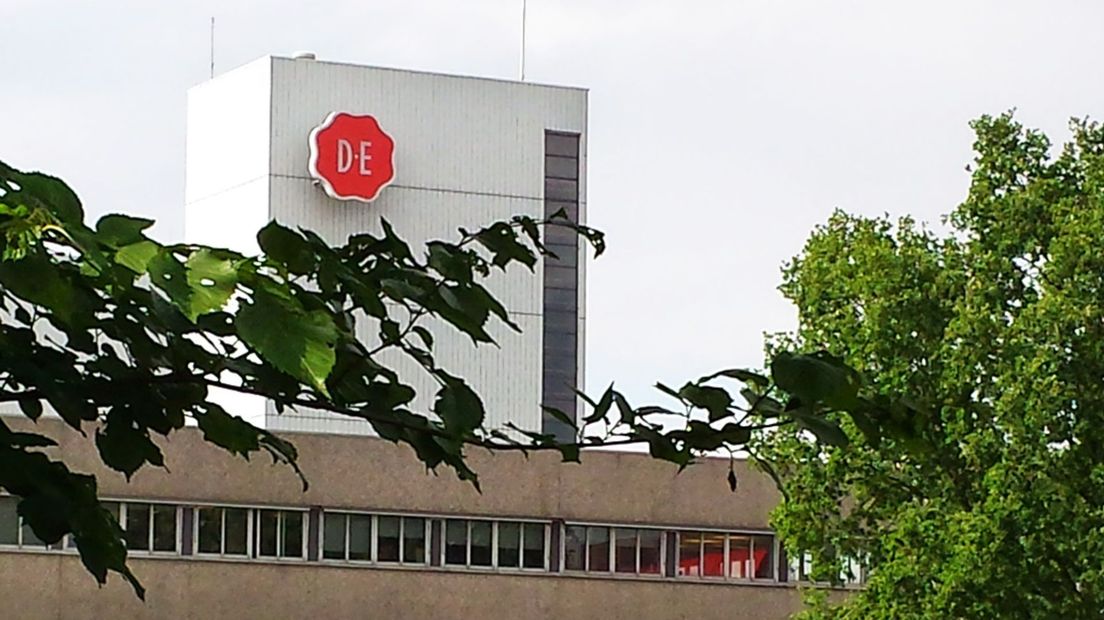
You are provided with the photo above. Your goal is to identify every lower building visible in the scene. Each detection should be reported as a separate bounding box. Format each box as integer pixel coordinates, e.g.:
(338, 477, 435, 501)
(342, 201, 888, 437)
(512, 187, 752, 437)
(0, 417, 820, 619)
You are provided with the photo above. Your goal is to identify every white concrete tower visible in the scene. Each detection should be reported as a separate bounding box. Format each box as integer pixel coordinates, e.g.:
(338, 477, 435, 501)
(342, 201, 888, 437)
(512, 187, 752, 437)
(184, 55, 586, 438)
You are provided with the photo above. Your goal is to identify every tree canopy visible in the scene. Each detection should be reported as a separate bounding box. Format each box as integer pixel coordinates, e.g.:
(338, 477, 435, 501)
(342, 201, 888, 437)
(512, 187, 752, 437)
(0, 157, 905, 597)
(758, 113, 1104, 618)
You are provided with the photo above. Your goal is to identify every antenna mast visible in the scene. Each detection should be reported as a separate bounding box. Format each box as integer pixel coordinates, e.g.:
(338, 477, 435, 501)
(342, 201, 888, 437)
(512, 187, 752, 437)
(520, 0, 527, 81)
(209, 17, 215, 79)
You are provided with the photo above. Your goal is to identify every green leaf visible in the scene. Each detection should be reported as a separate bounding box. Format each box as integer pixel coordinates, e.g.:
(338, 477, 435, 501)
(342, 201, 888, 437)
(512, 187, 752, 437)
(96, 214, 154, 247)
(433, 376, 485, 434)
(194, 404, 262, 456)
(114, 240, 160, 273)
(678, 383, 733, 422)
(7, 168, 84, 224)
(473, 222, 537, 270)
(258, 221, 316, 274)
(0, 250, 90, 326)
(789, 408, 849, 447)
(770, 351, 860, 409)
(95, 420, 165, 479)
(184, 249, 239, 320)
(582, 384, 615, 423)
(18, 397, 43, 421)
(701, 368, 770, 387)
(741, 388, 784, 417)
(236, 288, 338, 394)
(411, 326, 435, 349)
(542, 405, 578, 430)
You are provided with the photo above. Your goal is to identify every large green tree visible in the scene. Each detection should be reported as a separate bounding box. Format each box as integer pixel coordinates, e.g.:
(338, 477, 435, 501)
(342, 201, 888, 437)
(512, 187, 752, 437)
(760, 113, 1104, 618)
(0, 158, 898, 596)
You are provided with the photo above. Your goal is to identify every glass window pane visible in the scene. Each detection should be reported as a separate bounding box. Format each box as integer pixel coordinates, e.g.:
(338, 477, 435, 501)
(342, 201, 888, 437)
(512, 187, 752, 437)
(348, 514, 372, 561)
(445, 519, 467, 565)
(197, 508, 222, 554)
(101, 502, 120, 521)
(323, 513, 346, 560)
(124, 504, 151, 551)
(256, 510, 278, 557)
(563, 525, 586, 571)
(377, 516, 400, 562)
(152, 505, 177, 552)
(727, 535, 751, 579)
(0, 496, 19, 545)
(678, 532, 702, 577)
(470, 521, 492, 567)
(402, 517, 425, 564)
(752, 535, 774, 580)
(497, 522, 520, 568)
(703, 533, 726, 577)
(522, 523, 545, 569)
(639, 530, 662, 575)
(614, 528, 637, 574)
(21, 521, 45, 547)
(283, 511, 303, 558)
(224, 508, 248, 555)
(587, 527, 610, 572)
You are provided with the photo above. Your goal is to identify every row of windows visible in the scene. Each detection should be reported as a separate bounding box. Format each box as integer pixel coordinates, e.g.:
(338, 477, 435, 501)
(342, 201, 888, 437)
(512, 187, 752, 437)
(2, 496, 832, 586)
(0, 499, 179, 553)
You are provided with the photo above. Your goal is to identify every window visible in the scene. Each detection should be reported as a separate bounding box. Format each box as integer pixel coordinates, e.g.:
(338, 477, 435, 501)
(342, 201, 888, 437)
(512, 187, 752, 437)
(677, 531, 777, 582)
(522, 522, 545, 569)
(498, 521, 520, 568)
(378, 516, 401, 562)
(402, 517, 426, 563)
(470, 521, 492, 566)
(0, 495, 47, 549)
(320, 512, 426, 565)
(639, 530, 663, 575)
(121, 502, 178, 553)
(564, 524, 664, 576)
(254, 509, 304, 559)
(445, 519, 467, 565)
(349, 514, 372, 561)
(787, 550, 866, 586)
(752, 535, 775, 580)
(678, 532, 702, 577)
(564, 525, 586, 571)
(196, 506, 249, 556)
(442, 519, 548, 570)
(587, 526, 610, 572)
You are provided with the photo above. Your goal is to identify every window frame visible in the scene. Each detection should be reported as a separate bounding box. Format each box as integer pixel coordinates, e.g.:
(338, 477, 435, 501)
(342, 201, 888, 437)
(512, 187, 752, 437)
(0, 494, 50, 550)
(252, 508, 307, 560)
(120, 501, 182, 555)
(674, 529, 779, 582)
(440, 517, 550, 572)
(318, 510, 430, 567)
(561, 523, 667, 578)
(193, 505, 252, 558)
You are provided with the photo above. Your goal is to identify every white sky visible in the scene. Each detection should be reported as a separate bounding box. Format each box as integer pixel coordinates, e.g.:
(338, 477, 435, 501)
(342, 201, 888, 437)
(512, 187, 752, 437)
(4, 0, 1103, 404)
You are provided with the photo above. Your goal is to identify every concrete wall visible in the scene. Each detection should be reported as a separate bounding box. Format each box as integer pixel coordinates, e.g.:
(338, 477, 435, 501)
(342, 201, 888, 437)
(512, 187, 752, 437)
(0, 418, 807, 619)
(14, 418, 780, 529)
(1, 554, 804, 620)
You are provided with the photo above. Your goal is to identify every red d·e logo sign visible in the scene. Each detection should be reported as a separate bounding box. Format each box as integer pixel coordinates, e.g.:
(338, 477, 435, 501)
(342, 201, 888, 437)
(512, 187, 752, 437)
(308, 112, 396, 202)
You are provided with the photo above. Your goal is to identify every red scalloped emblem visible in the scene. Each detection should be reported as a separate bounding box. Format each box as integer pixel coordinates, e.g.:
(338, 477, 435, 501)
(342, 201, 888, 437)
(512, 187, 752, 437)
(308, 112, 396, 202)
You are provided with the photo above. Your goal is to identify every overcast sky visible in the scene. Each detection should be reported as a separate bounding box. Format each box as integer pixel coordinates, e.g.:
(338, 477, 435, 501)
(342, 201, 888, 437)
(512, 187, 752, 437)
(4, 0, 1103, 404)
